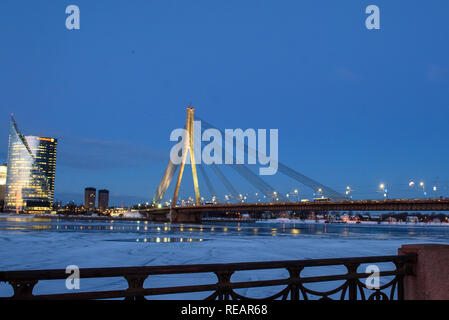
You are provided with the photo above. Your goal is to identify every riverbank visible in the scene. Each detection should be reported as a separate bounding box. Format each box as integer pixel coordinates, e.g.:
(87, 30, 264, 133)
(1, 213, 449, 227)
(0, 212, 151, 222)
(257, 217, 449, 227)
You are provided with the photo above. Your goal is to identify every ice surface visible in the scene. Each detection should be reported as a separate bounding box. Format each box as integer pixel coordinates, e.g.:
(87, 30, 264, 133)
(0, 215, 448, 299)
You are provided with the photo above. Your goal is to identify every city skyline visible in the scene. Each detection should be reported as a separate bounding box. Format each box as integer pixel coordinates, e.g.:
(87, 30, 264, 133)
(0, 1, 448, 206)
(1, 110, 447, 208)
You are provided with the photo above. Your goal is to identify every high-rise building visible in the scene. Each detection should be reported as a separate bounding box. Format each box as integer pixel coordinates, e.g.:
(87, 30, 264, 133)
(0, 164, 7, 210)
(5, 116, 57, 213)
(84, 187, 96, 210)
(98, 189, 109, 212)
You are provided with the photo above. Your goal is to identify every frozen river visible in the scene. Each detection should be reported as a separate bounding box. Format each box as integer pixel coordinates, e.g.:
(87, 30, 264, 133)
(1, 215, 448, 299)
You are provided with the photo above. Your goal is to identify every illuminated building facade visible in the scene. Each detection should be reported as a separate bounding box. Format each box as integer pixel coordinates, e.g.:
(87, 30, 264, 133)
(84, 187, 96, 210)
(0, 164, 7, 210)
(4, 116, 58, 213)
(98, 189, 109, 212)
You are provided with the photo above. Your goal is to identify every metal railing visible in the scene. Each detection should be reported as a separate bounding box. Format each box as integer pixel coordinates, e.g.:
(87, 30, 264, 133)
(0, 254, 415, 300)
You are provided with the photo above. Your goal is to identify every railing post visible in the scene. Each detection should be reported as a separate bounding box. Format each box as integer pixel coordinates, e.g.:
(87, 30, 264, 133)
(394, 260, 405, 300)
(345, 263, 360, 301)
(393, 257, 414, 300)
(215, 271, 234, 300)
(287, 267, 303, 300)
(9, 280, 38, 299)
(125, 275, 148, 300)
(398, 244, 449, 300)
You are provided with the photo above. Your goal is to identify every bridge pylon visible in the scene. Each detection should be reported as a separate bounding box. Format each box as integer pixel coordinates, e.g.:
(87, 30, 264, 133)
(169, 107, 201, 222)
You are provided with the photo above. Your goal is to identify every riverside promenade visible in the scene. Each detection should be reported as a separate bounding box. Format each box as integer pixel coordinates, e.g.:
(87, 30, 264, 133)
(1, 244, 448, 300)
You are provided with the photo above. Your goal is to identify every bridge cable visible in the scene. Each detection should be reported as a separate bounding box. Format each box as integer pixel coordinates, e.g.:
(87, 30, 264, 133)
(198, 118, 346, 201)
(200, 123, 285, 201)
(199, 119, 285, 201)
(152, 161, 179, 205)
(210, 163, 241, 202)
(231, 165, 287, 202)
(198, 163, 217, 200)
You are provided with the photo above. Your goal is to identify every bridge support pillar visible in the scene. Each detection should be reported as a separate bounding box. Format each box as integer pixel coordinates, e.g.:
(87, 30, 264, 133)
(169, 208, 202, 224)
(399, 244, 449, 300)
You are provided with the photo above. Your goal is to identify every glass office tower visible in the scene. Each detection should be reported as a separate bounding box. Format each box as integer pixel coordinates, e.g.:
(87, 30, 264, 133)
(4, 116, 57, 213)
(0, 164, 6, 208)
(0, 165, 6, 185)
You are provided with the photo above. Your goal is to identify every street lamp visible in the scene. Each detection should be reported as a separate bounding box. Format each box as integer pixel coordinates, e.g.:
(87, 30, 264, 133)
(294, 189, 299, 201)
(419, 182, 426, 198)
(408, 181, 417, 199)
(379, 184, 387, 199)
(345, 186, 352, 197)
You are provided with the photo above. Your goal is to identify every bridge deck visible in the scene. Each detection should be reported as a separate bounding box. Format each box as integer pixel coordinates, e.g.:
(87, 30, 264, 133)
(145, 199, 449, 215)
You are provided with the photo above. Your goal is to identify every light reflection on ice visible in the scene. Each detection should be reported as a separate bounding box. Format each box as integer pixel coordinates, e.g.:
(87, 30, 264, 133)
(1, 216, 449, 242)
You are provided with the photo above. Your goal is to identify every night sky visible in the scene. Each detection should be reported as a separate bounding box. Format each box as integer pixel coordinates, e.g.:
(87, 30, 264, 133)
(0, 1, 448, 206)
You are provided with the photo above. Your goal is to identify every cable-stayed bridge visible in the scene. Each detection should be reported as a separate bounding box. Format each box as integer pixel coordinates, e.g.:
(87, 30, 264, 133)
(145, 107, 449, 223)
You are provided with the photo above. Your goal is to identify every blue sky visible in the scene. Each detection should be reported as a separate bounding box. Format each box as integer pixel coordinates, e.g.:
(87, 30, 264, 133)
(0, 0, 448, 205)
